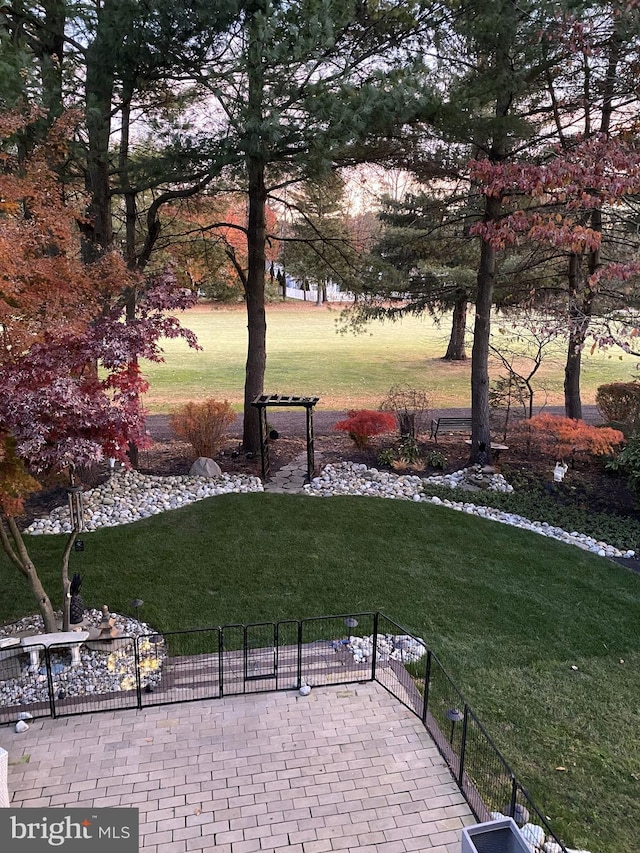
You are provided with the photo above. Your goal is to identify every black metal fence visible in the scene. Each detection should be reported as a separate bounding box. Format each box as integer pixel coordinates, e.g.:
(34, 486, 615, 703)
(0, 611, 567, 850)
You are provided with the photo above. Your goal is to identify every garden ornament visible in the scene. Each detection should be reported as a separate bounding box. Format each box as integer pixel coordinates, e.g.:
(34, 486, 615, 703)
(553, 461, 568, 483)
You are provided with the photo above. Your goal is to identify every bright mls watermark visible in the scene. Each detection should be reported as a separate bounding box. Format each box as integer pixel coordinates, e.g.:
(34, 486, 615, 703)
(0, 809, 138, 851)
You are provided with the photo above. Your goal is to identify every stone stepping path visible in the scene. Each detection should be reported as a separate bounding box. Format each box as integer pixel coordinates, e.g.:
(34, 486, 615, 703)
(263, 452, 323, 494)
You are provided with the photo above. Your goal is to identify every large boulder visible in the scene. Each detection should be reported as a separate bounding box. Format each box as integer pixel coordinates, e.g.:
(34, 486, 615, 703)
(189, 457, 222, 478)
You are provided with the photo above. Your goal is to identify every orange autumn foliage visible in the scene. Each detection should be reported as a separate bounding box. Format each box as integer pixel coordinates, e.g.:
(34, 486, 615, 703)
(0, 111, 132, 357)
(170, 399, 236, 458)
(511, 414, 624, 460)
(0, 434, 41, 517)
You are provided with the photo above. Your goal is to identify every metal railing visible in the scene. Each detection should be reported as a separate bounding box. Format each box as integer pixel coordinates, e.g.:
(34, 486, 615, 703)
(0, 611, 567, 850)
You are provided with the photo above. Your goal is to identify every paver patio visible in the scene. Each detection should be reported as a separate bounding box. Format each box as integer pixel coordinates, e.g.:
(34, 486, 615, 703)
(0, 682, 475, 852)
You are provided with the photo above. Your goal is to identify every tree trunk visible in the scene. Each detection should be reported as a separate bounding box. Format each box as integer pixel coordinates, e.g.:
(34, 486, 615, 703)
(40, 0, 66, 124)
(82, 25, 115, 262)
(471, 201, 500, 464)
(564, 333, 583, 420)
(242, 161, 268, 453)
(563, 251, 594, 420)
(60, 531, 77, 632)
(1, 517, 58, 633)
(120, 90, 141, 468)
(563, 24, 618, 421)
(242, 2, 268, 455)
(443, 289, 468, 360)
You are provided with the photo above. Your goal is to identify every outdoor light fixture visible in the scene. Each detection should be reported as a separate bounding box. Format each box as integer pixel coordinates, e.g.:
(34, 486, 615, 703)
(149, 633, 163, 663)
(344, 617, 359, 629)
(73, 539, 84, 552)
(131, 599, 144, 621)
(445, 707, 465, 744)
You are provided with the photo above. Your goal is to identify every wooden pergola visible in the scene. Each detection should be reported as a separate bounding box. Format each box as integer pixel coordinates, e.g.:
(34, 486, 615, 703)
(251, 394, 320, 483)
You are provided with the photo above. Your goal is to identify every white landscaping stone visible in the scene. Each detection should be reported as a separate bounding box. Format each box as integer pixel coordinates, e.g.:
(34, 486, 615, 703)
(520, 824, 545, 847)
(19, 460, 633, 565)
(21, 469, 263, 535)
(0, 610, 166, 709)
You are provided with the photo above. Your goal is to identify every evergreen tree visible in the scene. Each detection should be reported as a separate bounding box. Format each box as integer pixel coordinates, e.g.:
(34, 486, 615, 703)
(283, 174, 361, 304)
(199, 0, 438, 451)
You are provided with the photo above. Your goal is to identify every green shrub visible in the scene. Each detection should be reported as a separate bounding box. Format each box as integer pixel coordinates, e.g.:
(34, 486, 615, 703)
(425, 449, 447, 470)
(606, 431, 640, 497)
(377, 448, 397, 468)
(596, 382, 640, 427)
(398, 436, 421, 463)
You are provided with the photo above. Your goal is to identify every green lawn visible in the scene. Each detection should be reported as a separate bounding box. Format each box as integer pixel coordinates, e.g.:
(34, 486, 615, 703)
(142, 301, 637, 411)
(3, 493, 639, 853)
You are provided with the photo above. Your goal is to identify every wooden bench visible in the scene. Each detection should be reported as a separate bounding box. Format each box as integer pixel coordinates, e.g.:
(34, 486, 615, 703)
(430, 416, 473, 442)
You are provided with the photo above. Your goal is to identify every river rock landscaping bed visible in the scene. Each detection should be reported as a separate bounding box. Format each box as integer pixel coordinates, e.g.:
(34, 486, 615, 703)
(22, 469, 263, 534)
(304, 462, 635, 559)
(338, 633, 426, 664)
(0, 610, 165, 711)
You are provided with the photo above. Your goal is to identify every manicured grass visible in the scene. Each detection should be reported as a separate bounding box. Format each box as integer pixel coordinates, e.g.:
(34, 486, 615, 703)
(3, 493, 639, 853)
(142, 302, 636, 412)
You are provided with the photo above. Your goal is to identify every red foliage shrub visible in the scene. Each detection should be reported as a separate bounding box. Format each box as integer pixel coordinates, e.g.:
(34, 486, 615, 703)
(511, 414, 624, 461)
(171, 399, 236, 458)
(334, 410, 397, 450)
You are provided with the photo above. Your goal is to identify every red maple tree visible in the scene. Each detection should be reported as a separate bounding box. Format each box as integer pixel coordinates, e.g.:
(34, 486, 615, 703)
(0, 113, 198, 632)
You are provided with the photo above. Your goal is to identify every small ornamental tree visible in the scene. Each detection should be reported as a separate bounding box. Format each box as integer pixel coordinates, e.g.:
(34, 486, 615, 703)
(0, 113, 199, 632)
(470, 132, 640, 420)
(510, 414, 624, 464)
(380, 386, 431, 440)
(334, 411, 397, 450)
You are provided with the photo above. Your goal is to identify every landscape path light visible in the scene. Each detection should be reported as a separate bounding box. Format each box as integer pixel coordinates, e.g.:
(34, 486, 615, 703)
(445, 707, 464, 744)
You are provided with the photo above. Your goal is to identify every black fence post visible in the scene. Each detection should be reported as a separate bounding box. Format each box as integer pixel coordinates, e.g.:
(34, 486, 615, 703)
(421, 650, 432, 726)
(458, 704, 469, 788)
(297, 621, 303, 689)
(242, 625, 248, 692)
(44, 647, 56, 719)
(134, 638, 142, 709)
(371, 612, 379, 682)
(219, 628, 225, 698)
(509, 776, 518, 821)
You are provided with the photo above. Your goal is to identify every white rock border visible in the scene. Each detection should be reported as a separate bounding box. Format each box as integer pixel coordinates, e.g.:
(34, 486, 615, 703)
(303, 462, 635, 560)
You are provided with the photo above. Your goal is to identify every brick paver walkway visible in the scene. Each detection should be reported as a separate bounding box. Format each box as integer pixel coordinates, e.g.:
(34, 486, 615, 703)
(1, 683, 474, 852)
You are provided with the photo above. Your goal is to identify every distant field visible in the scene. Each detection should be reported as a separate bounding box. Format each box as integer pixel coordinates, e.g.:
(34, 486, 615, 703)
(142, 301, 638, 412)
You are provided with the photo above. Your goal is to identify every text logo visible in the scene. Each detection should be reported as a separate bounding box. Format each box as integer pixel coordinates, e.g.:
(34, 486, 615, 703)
(0, 809, 138, 851)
